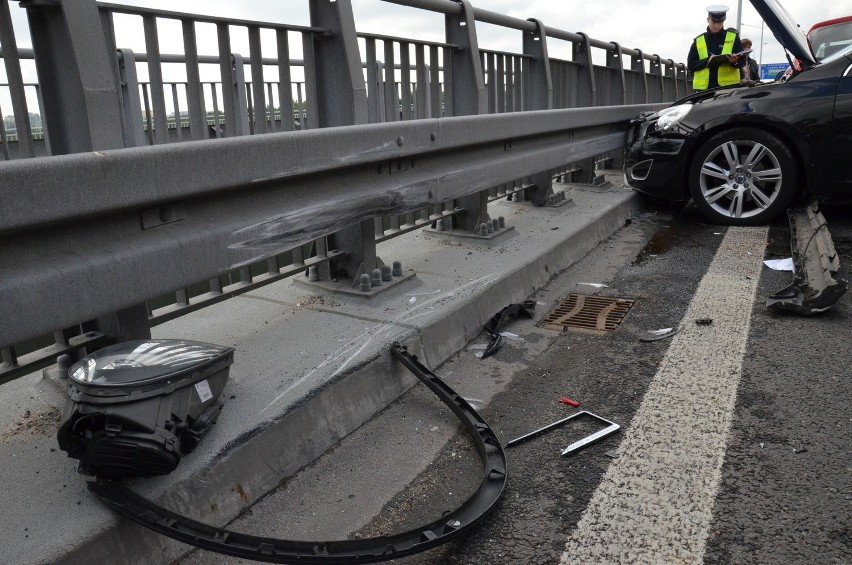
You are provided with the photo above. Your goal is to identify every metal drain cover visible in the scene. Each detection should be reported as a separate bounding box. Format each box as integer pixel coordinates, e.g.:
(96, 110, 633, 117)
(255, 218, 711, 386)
(539, 294, 634, 335)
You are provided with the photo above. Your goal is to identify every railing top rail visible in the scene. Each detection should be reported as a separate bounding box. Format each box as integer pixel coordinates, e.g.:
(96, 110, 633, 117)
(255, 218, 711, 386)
(357, 32, 456, 50)
(382, 0, 682, 67)
(95, 1, 324, 34)
(480, 48, 533, 60)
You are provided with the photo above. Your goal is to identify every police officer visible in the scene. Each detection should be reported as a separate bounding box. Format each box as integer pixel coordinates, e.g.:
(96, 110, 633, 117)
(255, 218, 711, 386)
(687, 5, 747, 90)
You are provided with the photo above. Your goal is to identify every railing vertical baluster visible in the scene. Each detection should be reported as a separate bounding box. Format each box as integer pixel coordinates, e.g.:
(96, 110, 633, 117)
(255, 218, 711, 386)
(248, 25, 267, 135)
(374, 217, 385, 238)
(366, 38, 380, 122)
(0, 102, 9, 160)
(486, 52, 496, 113)
(143, 14, 169, 144)
(209, 277, 223, 294)
(505, 56, 514, 112)
(495, 54, 505, 113)
(276, 30, 294, 132)
(210, 82, 222, 137)
(231, 53, 251, 135)
(246, 82, 255, 134)
(383, 40, 396, 121)
(116, 49, 146, 147)
(183, 19, 207, 141)
(171, 83, 182, 141)
(429, 46, 441, 117)
(0, 0, 34, 158)
(631, 49, 648, 104)
(217, 23, 237, 137)
(415, 44, 428, 119)
(400, 41, 412, 120)
(315, 237, 330, 281)
(266, 82, 276, 130)
(175, 289, 189, 307)
(239, 267, 252, 286)
(301, 31, 320, 129)
(141, 85, 154, 144)
(295, 83, 306, 129)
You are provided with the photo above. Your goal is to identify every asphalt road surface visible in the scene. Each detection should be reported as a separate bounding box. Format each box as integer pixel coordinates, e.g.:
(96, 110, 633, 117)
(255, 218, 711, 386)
(181, 202, 851, 565)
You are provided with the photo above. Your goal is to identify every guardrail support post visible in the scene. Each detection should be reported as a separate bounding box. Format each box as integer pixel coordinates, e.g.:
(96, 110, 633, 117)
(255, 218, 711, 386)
(649, 54, 664, 103)
(21, 0, 125, 154)
(446, 0, 489, 231)
(21, 0, 151, 344)
(308, 0, 375, 282)
(572, 32, 598, 183)
(523, 18, 554, 205)
(631, 49, 648, 104)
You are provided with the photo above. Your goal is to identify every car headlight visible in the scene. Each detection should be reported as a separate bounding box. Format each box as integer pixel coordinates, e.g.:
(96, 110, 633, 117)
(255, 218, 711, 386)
(655, 104, 692, 131)
(57, 339, 234, 478)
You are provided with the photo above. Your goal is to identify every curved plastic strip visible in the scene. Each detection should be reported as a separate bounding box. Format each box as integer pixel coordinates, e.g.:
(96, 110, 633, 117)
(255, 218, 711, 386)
(87, 341, 507, 563)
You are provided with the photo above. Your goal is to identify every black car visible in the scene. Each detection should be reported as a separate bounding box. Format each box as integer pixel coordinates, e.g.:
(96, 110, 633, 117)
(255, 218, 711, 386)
(624, 0, 852, 225)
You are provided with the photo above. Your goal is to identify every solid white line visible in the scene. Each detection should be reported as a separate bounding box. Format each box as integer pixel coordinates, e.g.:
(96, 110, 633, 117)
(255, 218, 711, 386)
(560, 226, 768, 564)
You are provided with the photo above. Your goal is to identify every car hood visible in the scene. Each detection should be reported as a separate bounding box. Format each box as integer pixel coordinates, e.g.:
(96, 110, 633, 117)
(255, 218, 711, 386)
(750, 0, 816, 65)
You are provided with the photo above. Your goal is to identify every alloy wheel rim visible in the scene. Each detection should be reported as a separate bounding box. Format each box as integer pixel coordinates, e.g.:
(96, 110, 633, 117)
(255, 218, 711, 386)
(698, 139, 783, 219)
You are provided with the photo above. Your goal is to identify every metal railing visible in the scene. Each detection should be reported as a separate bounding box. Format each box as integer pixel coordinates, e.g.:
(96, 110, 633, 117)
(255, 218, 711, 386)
(0, 0, 689, 383)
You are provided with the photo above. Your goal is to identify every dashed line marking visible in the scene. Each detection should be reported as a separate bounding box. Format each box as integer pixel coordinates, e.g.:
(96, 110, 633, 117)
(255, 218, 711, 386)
(561, 226, 768, 564)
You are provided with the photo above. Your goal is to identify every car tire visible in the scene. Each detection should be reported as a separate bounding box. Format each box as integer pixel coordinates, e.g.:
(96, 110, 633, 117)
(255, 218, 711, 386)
(688, 127, 798, 225)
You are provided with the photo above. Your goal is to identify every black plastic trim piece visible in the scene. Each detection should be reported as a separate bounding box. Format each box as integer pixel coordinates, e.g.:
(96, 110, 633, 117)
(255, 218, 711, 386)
(87, 342, 507, 563)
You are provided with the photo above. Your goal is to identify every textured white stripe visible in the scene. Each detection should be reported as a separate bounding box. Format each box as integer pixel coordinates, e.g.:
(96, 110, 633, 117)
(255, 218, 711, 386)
(560, 226, 768, 565)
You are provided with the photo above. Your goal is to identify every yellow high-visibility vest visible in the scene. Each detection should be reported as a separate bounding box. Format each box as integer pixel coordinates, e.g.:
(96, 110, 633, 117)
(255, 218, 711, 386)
(693, 30, 740, 89)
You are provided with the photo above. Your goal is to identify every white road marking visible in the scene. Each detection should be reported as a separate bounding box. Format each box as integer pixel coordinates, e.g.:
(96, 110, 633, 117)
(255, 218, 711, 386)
(561, 226, 768, 564)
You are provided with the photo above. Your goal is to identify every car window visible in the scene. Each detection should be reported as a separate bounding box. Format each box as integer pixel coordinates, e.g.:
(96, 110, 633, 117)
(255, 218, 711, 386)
(818, 42, 852, 65)
(809, 20, 852, 61)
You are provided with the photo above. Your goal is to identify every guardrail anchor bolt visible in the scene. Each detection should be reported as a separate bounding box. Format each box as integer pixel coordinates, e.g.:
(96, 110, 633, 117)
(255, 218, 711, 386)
(381, 265, 392, 281)
(308, 265, 319, 282)
(392, 261, 403, 277)
(436, 219, 444, 231)
(491, 219, 499, 231)
(359, 274, 371, 291)
(479, 223, 488, 236)
(371, 268, 382, 287)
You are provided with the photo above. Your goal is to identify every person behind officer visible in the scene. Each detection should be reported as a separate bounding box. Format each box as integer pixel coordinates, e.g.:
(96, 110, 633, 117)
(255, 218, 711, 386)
(740, 38, 760, 82)
(687, 5, 747, 90)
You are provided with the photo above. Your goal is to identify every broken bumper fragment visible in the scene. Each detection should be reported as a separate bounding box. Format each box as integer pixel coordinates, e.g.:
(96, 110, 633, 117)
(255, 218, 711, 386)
(767, 203, 848, 315)
(87, 342, 507, 563)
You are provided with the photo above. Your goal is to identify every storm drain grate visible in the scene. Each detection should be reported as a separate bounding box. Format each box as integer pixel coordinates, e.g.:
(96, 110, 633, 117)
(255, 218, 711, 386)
(539, 293, 635, 335)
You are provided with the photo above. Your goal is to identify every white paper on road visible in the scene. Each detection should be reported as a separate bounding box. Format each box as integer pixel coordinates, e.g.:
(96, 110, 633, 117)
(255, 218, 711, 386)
(763, 258, 794, 271)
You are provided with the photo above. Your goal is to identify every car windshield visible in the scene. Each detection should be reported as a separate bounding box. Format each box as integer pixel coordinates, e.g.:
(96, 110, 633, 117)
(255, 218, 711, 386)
(809, 19, 852, 61)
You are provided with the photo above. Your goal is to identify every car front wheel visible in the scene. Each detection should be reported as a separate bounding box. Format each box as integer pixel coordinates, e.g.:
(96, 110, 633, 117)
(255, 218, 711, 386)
(688, 127, 798, 225)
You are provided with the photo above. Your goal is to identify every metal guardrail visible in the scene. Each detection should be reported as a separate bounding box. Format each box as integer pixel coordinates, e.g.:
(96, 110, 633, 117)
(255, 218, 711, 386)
(0, 0, 686, 383)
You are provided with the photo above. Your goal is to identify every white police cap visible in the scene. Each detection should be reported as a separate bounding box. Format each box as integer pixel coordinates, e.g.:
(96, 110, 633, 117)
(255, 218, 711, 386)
(707, 4, 729, 21)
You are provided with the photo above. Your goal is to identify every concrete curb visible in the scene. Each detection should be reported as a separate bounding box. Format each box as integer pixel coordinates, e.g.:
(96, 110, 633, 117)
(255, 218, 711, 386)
(54, 190, 644, 565)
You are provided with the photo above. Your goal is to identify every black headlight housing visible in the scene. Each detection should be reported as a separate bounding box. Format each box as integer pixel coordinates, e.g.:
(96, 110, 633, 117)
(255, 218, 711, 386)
(57, 339, 234, 478)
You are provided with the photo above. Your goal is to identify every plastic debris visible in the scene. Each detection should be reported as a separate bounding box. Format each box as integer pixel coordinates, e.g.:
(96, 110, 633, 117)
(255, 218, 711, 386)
(559, 396, 580, 407)
(578, 283, 607, 289)
(763, 258, 794, 271)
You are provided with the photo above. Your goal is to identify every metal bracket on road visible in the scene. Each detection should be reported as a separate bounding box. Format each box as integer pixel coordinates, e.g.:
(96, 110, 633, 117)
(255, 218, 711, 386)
(87, 342, 507, 563)
(767, 203, 848, 315)
(506, 410, 620, 457)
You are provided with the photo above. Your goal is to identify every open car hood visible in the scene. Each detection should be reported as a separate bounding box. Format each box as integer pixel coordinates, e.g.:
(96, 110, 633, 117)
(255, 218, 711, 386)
(749, 0, 816, 65)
